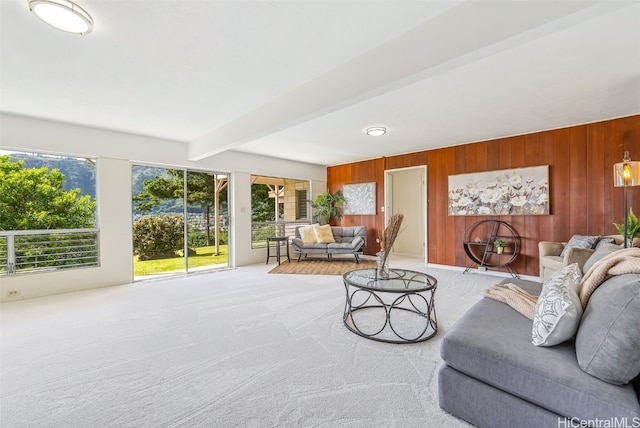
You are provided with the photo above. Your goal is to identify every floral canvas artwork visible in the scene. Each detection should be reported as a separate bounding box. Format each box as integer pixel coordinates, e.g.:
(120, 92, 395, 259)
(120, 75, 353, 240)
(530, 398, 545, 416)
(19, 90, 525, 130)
(343, 182, 376, 215)
(448, 166, 549, 216)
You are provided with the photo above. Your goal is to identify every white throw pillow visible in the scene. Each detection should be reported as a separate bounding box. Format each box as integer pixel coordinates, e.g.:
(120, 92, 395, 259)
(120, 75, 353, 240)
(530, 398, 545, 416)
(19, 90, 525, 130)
(314, 224, 335, 244)
(531, 263, 583, 347)
(298, 225, 318, 243)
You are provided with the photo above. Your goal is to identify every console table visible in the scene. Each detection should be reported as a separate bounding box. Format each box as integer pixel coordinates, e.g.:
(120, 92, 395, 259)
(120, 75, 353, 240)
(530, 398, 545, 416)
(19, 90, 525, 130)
(462, 220, 520, 278)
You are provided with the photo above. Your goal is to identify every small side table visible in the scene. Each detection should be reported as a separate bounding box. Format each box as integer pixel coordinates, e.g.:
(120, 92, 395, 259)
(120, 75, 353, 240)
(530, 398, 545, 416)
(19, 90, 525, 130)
(266, 236, 290, 265)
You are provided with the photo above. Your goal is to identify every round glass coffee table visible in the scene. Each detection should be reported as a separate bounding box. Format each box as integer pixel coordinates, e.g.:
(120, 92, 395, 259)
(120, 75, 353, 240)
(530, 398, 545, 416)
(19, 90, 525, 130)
(342, 268, 437, 343)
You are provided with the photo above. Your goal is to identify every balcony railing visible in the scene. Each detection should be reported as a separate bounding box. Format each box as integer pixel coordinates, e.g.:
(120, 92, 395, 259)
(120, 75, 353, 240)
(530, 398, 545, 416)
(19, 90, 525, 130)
(251, 221, 310, 248)
(0, 229, 100, 276)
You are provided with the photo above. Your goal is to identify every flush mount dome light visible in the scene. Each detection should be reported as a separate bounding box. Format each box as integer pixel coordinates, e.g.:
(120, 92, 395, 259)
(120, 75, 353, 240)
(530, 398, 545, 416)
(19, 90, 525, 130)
(29, 0, 93, 34)
(366, 127, 387, 137)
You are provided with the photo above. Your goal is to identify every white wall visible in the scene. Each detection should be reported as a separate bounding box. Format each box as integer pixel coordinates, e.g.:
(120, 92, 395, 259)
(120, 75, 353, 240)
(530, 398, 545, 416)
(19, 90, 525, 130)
(231, 172, 262, 266)
(0, 113, 326, 301)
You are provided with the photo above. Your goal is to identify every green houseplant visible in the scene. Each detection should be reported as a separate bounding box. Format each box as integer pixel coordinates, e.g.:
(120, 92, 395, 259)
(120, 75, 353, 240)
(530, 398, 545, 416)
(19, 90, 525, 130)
(613, 208, 640, 242)
(311, 190, 345, 224)
(493, 239, 507, 254)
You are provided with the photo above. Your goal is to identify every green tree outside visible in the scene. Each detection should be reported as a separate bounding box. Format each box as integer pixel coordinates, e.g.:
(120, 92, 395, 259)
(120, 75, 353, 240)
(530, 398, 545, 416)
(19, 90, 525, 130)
(133, 214, 184, 260)
(0, 155, 96, 230)
(133, 169, 228, 253)
(251, 183, 276, 221)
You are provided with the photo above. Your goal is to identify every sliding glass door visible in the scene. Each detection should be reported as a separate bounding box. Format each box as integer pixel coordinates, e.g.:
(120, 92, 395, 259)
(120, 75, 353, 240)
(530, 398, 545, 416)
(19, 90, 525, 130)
(186, 171, 229, 272)
(132, 166, 229, 279)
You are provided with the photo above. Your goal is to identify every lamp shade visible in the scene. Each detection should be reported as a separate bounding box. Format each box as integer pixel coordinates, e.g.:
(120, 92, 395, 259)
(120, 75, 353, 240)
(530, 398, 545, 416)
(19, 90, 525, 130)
(29, 0, 93, 34)
(613, 151, 640, 187)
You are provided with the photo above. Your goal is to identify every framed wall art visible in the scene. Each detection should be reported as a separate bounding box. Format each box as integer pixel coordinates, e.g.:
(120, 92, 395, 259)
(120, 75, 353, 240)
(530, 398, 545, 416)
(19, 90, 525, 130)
(448, 165, 549, 216)
(343, 182, 376, 215)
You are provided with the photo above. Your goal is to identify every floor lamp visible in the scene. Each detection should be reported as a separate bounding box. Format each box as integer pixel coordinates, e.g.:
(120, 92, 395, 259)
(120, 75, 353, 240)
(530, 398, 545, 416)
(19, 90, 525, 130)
(613, 151, 640, 248)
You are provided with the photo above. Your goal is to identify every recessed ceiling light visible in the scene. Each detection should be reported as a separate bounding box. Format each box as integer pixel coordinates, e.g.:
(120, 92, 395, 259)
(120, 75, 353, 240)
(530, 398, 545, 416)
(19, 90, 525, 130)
(366, 127, 387, 137)
(29, 0, 93, 35)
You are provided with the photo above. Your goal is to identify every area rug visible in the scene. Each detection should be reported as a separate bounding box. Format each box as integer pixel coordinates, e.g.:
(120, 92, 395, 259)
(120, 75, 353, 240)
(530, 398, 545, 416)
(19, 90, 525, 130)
(269, 259, 377, 275)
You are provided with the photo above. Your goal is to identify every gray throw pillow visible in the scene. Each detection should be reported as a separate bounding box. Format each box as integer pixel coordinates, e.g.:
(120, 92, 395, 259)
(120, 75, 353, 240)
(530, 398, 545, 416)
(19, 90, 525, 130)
(595, 237, 616, 249)
(559, 235, 600, 257)
(531, 263, 583, 347)
(582, 243, 621, 275)
(575, 273, 640, 385)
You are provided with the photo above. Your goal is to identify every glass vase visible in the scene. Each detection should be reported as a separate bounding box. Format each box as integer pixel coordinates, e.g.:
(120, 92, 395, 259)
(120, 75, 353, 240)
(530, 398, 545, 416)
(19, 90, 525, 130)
(376, 250, 389, 279)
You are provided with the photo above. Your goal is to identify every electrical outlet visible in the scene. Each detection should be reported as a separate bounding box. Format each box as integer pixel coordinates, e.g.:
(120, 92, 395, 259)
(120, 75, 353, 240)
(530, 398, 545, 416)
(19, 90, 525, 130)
(6, 290, 21, 297)
(478, 267, 487, 272)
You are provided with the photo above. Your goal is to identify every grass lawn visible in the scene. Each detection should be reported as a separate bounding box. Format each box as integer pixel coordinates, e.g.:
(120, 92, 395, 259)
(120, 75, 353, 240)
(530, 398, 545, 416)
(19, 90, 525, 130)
(134, 245, 228, 277)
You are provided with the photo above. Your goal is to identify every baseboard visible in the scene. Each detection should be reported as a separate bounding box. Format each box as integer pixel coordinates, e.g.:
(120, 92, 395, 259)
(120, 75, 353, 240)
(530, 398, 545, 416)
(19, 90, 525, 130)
(426, 263, 539, 282)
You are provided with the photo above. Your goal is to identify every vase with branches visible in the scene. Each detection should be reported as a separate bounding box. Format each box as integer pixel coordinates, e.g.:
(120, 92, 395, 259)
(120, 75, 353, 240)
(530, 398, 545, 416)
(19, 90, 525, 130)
(377, 213, 404, 279)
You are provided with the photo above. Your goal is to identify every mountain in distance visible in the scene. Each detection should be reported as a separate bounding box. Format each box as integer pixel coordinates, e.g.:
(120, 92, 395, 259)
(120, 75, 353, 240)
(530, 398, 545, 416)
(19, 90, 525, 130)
(9, 153, 227, 217)
(9, 152, 96, 199)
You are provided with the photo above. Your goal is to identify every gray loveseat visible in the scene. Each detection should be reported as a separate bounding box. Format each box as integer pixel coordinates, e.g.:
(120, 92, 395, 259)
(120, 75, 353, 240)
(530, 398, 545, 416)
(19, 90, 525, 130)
(291, 225, 366, 262)
(439, 247, 640, 427)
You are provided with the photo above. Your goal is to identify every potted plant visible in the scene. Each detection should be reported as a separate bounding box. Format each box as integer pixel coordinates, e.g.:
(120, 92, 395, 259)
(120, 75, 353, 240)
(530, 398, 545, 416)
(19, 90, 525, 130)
(493, 239, 507, 254)
(613, 208, 640, 244)
(311, 190, 345, 224)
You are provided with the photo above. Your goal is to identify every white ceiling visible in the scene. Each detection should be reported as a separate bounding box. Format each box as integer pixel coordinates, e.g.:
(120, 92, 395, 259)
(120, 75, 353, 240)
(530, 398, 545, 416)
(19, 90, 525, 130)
(1, 0, 639, 166)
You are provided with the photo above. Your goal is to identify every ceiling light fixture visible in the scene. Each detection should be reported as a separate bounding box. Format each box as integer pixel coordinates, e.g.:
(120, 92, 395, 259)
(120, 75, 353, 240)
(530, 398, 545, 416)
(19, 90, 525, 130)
(366, 127, 387, 137)
(29, 0, 93, 35)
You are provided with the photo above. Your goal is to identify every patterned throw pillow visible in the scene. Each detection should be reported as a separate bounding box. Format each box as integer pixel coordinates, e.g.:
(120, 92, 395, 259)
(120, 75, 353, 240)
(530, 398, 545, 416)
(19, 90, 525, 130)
(559, 235, 600, 257)
(532, 263, 583, 347)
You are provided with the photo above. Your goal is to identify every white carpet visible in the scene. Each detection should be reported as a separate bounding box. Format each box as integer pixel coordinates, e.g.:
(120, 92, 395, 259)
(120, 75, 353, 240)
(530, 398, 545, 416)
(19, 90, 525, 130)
(0, 258, 504, 427)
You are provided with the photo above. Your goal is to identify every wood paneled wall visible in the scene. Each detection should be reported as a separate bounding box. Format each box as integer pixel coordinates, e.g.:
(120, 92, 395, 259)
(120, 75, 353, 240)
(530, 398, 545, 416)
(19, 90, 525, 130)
(328, 115, 640, 277)
(327, 158, 385, 255)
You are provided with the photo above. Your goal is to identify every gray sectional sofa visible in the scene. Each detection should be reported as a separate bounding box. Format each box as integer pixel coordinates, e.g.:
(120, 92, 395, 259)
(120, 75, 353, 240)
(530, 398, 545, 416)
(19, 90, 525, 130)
(291, 225, 366, 262)
(439, 246, 640, 427)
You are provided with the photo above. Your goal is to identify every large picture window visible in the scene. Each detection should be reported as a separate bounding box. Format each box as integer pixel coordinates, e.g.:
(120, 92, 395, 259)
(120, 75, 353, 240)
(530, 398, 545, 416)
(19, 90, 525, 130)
(250, 176, 310, 248)
(0, 151, 98, 276)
